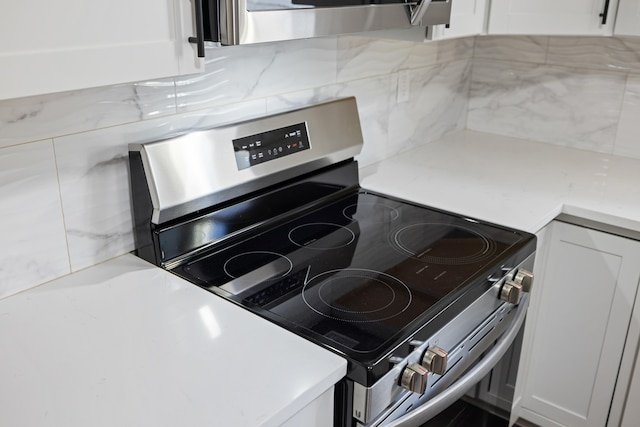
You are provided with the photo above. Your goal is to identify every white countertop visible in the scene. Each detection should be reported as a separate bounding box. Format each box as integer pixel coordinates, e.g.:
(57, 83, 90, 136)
(361, 130, 640, 235)
(0, 255, 346, 427)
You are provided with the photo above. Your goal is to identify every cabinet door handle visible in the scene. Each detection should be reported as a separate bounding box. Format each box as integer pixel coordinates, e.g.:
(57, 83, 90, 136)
(599, 0, 611, 25)
(188, 0, 206, 58)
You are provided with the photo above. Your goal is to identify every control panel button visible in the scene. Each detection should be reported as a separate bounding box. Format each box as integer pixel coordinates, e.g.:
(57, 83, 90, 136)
(400, 363, 428, 394)
(500, 280, 523, 304)
(514, 269, 534, 292)
(422, 346, 448, 375)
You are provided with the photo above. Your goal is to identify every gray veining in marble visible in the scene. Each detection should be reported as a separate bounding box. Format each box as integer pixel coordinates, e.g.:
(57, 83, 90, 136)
(54, 100, 267, 272)
(176, 38, 338, 113)
(336, 35, 439, 83)
(0, 140, 70, 299)
(436, 37, 474, 64)
(474, 36, 549, 64)
(0, 80, 176, 149)
(468, 59, 626, 153)
(615, 74, 640, 159)
(546, 37, 640, 73)
(388, 60, 471, 156)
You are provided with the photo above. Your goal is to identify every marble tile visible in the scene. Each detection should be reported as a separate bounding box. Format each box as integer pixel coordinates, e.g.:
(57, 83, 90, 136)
(474, 36, 548, 64)
(0, 140, 70, 299)
(266, 75, 393, 168)
(388, 60, 472, 157)
(406, 40, 444, 69)
(0, 79, 176, 149)
(468, 60, 626, 153)
(336, 35, 438, 82)
(176, 38, 338, 113)
(614, 74, 640, 159)
(436, 37, 474, 64)
(54, 100, 267, 272)
(547, 36, 640, 73)
(265, 87, 342, 115)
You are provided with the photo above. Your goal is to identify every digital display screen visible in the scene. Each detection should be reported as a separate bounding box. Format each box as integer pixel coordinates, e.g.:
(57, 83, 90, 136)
(233, 122, 311, 170)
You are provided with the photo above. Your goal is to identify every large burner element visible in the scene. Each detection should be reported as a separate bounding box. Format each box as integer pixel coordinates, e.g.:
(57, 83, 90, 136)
(303, 268, 412, 323)
(392, 223, 497, 265)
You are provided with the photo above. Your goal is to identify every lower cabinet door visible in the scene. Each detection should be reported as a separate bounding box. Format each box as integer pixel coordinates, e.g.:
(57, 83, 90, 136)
(620, 353, 640, 427)
(520, 221, 640, 427)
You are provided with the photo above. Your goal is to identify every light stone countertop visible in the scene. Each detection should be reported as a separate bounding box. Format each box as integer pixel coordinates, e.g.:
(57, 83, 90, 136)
(0, 255, 346, 427)
(361, 130, 640, 236)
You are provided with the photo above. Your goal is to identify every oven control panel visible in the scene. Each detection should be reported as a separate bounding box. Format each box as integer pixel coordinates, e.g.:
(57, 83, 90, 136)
(232, 122, 311, 170)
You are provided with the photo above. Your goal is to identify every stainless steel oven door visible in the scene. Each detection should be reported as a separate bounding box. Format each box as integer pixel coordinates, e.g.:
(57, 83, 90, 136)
(379, 294, 529, 427)
(217, 0, 452, 45)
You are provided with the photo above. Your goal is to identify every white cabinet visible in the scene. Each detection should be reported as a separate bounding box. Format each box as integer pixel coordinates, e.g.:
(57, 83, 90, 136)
(488, 0, 619, 35)
(519, 221, 640, 427)
(620, 352, 640, 427)
(281, 387, 334, 427)
(614, 0, 640, 35)
(0, 0, 204, 101)
(428, 0, 488, 40)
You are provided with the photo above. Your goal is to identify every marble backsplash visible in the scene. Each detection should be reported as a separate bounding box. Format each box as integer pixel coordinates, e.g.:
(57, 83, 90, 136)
(4, 34, 640, 299)
(468, 36, 640, 158)
(0, 35, 473, 299)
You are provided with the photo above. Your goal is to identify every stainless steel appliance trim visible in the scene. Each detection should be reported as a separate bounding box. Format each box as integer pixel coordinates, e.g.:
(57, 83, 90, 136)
(410, 0, 451, 26)
(352, 252, 535, 425)
(218, 0, 451, 45)
(382, 293, 529, 427)
(129, 98, 363, 225)
(352, 282, 505, 424)
(222, 2, 414, 45)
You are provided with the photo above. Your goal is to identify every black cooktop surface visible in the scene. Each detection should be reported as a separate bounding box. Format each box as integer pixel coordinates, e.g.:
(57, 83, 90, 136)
(173, 190, 533, 374)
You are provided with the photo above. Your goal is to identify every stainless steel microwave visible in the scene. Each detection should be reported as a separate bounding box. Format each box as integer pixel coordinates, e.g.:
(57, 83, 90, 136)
(190, 0, 452, 47)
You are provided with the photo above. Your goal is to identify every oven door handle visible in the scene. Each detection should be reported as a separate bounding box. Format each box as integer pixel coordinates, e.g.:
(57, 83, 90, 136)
(384, 294, 529, 427)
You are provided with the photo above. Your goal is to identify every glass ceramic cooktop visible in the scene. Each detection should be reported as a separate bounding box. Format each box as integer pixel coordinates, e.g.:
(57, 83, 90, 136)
(174, 191, 526, 363)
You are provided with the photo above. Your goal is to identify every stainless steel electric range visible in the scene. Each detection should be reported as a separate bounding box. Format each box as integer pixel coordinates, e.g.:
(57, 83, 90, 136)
(128, 97, 536, 427)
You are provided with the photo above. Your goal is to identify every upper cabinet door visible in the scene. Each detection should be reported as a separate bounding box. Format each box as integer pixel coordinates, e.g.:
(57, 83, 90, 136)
(614, 0, 640, 35)
(428, 0, 488, 40)
(0, 0, 204, 101)
(488, 0, 619, 35)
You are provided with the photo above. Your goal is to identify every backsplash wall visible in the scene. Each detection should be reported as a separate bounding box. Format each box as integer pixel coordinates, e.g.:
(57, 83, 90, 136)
(5, 35, 639, 300)
(0, 35, 473, 299)
(468, 36, 640, 159)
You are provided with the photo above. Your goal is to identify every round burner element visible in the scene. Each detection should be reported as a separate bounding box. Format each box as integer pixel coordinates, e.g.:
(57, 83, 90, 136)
(289, 222, 355, 250)
(343, 202, 399, 223)
(392, 222, 496, 265)
(303, 269, 412, 323)
(223, 251, 292, 281)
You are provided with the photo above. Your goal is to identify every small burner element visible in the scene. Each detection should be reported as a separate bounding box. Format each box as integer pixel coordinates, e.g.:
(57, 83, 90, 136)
(223, 251, 293, 281)
(303, 269, 412, 322)
(392, 223, 497, 265)
(288, 222, 355, 250)
(343, 202, 399, 223)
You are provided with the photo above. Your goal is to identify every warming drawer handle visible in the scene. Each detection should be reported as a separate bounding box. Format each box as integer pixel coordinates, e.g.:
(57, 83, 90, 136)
(188, 0, 206, 57)
(383, 294, 529, 427)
